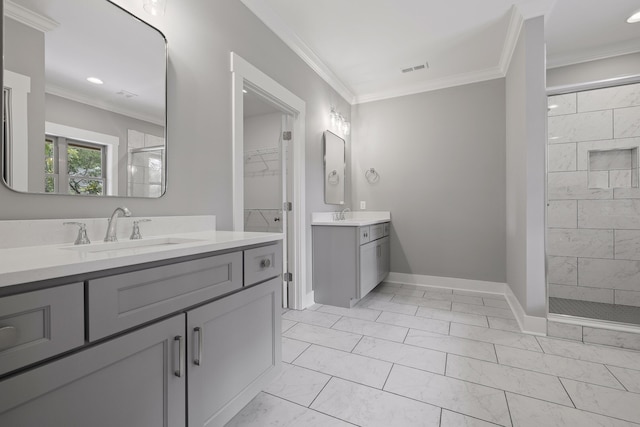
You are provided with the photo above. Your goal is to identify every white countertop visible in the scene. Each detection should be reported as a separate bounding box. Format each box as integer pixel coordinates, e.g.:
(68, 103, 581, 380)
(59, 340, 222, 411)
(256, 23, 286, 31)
(311, 211, 390, 226)
(0, 230, 282, 289)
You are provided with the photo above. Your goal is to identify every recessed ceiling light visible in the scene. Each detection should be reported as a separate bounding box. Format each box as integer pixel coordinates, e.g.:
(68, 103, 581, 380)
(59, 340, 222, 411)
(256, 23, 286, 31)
(87, 77, 103, 85)
(627, 10, 640, 23)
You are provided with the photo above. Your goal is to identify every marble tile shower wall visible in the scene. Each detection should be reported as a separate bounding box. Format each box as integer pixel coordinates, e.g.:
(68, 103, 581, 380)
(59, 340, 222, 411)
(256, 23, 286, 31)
(547, 83, 640, 307)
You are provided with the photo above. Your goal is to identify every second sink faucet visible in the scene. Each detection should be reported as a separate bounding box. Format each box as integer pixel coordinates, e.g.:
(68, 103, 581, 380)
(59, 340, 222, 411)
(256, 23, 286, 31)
(339, 208, 351, 221)
(104, 207, 132, 242)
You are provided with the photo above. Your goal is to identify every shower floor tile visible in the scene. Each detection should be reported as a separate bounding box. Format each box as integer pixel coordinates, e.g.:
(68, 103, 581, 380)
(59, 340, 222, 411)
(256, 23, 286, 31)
(549, 297, 640, 326)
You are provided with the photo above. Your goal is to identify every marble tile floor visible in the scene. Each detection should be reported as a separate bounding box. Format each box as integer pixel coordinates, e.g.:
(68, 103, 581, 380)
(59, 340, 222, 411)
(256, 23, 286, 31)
(227, 282, 640, 427)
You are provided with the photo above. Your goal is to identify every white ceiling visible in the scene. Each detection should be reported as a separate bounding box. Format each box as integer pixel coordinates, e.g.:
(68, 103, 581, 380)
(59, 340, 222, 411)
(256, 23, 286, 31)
(241, 0, 640, 104)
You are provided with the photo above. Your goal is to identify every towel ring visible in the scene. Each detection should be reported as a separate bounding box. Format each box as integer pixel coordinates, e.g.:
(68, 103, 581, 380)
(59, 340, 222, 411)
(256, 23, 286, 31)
(328, 170, 339, 185)
(365, 168, 380, 184)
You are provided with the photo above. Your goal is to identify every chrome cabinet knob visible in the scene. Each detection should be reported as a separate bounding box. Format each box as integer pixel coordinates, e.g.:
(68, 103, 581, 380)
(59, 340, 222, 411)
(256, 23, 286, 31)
(0, 326, 17, 351)
(260, 259, 271, 268)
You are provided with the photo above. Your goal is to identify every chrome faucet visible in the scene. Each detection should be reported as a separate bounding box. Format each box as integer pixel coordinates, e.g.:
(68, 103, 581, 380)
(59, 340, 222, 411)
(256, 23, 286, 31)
(339, 208, 351, 221)
(104, 207, 132, 242)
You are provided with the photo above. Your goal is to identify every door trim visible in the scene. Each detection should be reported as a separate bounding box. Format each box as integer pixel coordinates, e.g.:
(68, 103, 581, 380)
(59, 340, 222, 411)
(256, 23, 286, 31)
(230, 52, 306, 310)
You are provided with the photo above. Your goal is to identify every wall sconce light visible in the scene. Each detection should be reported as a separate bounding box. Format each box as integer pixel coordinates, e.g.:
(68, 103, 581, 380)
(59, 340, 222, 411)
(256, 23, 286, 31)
(143, 0, 167, 16)
(330, 107, 350, 136)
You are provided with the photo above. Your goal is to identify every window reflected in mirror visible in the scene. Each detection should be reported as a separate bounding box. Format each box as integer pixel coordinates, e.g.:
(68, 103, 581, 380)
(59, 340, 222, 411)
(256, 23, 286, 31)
(2, 0, 167, 197)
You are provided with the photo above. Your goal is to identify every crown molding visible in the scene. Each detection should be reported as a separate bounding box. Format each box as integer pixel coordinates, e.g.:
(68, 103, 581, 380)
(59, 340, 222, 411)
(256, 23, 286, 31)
(4, 0, 59, 32)
(498, 6, 524, 75)
(241, 1, 548, 105)
(354, 66, 505, 104)
(46, 84, 164, 126)
(240, 0, 355, 104)
(547, 41, 640, 69)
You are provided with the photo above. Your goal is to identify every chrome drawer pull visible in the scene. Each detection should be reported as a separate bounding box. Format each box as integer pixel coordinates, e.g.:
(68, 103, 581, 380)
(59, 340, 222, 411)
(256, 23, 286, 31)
(260, 258, 271, 268)
(194, 327, 203, 366)
(0, 326, 17, 350)
(174, 335, 184, 377)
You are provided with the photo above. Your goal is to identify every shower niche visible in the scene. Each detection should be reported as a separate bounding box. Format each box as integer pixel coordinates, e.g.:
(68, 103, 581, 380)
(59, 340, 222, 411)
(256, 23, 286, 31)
(587, 147, 639, 189)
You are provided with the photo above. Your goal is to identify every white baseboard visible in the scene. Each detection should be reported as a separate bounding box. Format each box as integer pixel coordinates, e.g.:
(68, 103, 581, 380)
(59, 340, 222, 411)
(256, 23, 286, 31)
(504, 286, 547, 336)
(386, 272, 505, 295)
(386, 272, 547, 336)
(301, 290, 315, 309)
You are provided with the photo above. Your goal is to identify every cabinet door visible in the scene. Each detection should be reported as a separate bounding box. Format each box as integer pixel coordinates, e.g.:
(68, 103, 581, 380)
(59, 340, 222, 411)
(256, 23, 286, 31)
(359, 240, 378, 298)
(187, 277, 281, 427)
(0, 315, 186, 427)
(377, 236, 390, 283)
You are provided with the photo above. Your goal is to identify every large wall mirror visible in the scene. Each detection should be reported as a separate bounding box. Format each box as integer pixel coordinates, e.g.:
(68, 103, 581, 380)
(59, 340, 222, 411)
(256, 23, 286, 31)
(1, 0, 167, 197)
(323, 130, 345, 205)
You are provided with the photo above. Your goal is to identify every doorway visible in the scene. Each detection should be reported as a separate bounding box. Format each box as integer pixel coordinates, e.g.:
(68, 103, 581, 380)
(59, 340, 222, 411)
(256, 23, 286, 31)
(546, 80, 640, 326)
(243, 90, 293, 306)
(231, 53, 307, 310)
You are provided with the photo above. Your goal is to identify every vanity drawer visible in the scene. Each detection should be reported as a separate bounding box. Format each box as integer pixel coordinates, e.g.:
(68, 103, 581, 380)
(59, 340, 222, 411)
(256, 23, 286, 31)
(244, 242, 283, 286)
(383, 222, 390, 237)
(0, 283, 84, 376)
(370, 224, 384, 241)
(359, 227, 370, 245)
(88, 251, 242, 341)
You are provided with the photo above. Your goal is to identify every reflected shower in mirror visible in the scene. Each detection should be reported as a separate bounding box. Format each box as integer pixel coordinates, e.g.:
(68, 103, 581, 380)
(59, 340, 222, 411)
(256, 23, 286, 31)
(323, 130, 345, 205)
(2, 0, 167, 197)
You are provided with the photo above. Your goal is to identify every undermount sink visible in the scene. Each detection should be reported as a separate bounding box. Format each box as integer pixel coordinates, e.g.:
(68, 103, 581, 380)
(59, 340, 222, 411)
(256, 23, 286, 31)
(63, 237, 203, 253)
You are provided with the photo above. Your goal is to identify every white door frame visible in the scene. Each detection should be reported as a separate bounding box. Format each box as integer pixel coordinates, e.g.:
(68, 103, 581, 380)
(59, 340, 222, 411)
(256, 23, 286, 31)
(231, 52, 306, 310)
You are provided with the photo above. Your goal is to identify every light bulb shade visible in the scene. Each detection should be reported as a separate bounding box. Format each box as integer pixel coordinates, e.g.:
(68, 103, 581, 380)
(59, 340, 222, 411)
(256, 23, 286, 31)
(143, 0, 167, 16)
(330, 110, 339, 129)
(342, 121, 351, 136)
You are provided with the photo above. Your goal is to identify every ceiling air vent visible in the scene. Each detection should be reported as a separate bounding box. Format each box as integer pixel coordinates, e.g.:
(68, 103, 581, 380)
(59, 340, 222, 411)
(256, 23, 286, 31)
(401, 62, 430, 74)
(116, 89, 138, 98)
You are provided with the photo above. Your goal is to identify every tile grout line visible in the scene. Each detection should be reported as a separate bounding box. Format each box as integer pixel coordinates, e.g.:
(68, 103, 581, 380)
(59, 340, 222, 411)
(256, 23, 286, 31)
(444, 353, 448, 376)
(504, 391, 515, 427)
(350, 334, 365, 354)
(305, 376, 333, 409)
(381, 363, 394, 390)
(558, 377, 577, 409)
(603, 364, 630, 392)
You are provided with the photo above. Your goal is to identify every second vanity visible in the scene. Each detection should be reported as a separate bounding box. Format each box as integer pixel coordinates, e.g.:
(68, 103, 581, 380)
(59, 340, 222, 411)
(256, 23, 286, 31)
(312, 211, 390, 308)
(0, 216, 282, 427)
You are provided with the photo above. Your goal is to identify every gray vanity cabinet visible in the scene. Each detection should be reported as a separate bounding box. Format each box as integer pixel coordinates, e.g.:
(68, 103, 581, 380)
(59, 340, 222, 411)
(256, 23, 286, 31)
(313, 223, 390, 308)
(0, 241, 282, 426)
(360, 235, 390, 297)
(0, 283, 84, 376)
(187, 277, 281, 427)
(0, 315, 186, 426)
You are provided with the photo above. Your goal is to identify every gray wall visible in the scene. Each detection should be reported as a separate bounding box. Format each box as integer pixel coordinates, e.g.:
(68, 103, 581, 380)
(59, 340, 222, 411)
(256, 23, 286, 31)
(46, 94, 164, 196)
(547, 52, 640, 89)
(4, 18, 45, 192)
(0, 0, 350, 234)
(505, 16, 546, 318)
(351, 79, 507, 283)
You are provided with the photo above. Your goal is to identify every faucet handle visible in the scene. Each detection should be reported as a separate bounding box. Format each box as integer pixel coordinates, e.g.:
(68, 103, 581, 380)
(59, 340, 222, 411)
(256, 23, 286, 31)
(130, 219, 151, 240)
(64, 222, 91, 245)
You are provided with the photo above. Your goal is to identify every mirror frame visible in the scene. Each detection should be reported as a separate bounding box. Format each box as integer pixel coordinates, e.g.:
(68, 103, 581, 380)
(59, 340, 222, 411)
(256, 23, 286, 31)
(323, 130, 345, 205)
(0, 0, 168, 198)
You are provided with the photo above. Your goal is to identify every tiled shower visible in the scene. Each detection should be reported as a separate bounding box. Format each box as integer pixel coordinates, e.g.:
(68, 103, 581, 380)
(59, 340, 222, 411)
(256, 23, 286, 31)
(547, 82, 640, 324)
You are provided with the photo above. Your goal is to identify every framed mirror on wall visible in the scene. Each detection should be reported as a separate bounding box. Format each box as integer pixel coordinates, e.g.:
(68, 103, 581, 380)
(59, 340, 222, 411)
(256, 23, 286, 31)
(323, 130, 345, 205)
(1, 0, 167, 198)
